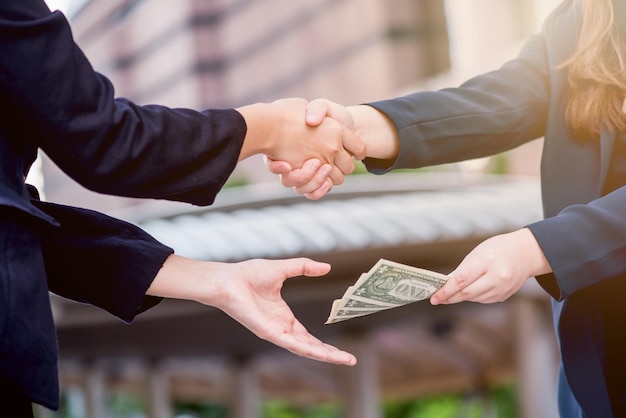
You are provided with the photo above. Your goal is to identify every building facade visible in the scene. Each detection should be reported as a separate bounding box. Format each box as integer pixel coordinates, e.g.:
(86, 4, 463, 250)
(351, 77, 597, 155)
(42, 0, 557, 213)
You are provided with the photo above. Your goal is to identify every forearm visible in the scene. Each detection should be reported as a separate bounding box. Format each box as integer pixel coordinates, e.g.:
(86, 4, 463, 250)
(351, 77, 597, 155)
(360, 35, 549, 173)
(145, 254, 221, 305)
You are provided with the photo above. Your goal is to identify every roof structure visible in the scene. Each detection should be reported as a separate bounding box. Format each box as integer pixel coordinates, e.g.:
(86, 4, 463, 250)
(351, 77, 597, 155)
(137, 172, 543, 264)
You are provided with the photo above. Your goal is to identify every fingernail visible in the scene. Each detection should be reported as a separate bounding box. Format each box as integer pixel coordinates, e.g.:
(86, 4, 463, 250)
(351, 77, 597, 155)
(430, 297, 439, 305)
(321, 164, 333, 175)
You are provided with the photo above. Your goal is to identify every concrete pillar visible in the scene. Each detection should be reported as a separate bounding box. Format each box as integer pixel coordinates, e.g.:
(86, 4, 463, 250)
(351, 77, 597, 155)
(147, 364, 173, 418)
(514, 296, 559, 418)
(338, 330, 381, 418)
(230, 357, 261, 418)
(84, 365, 107, 418)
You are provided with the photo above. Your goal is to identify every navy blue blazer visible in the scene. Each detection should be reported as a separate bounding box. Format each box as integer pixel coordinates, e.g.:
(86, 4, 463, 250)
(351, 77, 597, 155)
(0, 0, 246, 409)
(366, 2, 624, 417)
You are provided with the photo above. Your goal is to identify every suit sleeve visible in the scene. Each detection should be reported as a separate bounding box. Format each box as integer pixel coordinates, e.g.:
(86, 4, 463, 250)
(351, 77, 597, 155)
(32, 199, 173, 323)
(527, 187, 626, 301)
(0, 1, 246, 206)
(362, 32, 551, 173)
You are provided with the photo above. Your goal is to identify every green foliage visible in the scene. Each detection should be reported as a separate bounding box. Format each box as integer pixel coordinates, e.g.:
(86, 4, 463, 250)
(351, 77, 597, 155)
(383, 384, 520, 418)
(352, 160, 369, 175)
(223, 174, 249, 188)
(107, 392, 146, 418)
(490, 384, 520, 418)
(485, 153, 509, 175)
(385, 394, 464, 418)
(173, 401, 228, 418)
(47, 384, 519, 418)
(262, 400, 342, 418)
(258, 384, 519, 418)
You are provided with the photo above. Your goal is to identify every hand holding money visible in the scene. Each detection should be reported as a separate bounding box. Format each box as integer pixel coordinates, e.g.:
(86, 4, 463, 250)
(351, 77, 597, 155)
(326, 259, 448, 324)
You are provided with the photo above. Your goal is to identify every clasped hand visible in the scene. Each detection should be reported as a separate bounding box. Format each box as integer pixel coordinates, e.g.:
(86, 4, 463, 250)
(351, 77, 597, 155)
(263, 98, 363, 199)
(238, 98, 365, 189)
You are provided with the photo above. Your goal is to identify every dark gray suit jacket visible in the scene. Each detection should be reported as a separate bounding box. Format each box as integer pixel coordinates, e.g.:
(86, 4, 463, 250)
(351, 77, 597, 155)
(365, 1, 624, 417)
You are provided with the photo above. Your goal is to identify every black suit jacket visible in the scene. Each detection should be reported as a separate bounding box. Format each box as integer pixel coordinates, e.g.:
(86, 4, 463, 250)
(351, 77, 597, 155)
(0, 0, 246, 409)
(366, 2, 624, 417)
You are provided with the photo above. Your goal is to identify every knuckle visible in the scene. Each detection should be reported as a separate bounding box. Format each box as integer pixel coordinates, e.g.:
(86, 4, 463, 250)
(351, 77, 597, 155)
(458, 289, 471, 301)
(330, 140, 342, 153)
(357, 143, 367, 159)
(341, 161, 355, 175)
(453, 274, 468, 288)
(496, 267, 514, 283)
(435, 290, 448, 300)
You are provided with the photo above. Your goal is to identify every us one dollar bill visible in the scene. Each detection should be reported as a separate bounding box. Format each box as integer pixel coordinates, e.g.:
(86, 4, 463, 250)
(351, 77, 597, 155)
(325, 259, 448, 324)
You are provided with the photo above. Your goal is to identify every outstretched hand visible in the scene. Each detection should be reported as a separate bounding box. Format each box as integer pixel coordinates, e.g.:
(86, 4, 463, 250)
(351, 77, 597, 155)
(430, 228, 552, 305)
(199, 257, 357, 365)
(148, 255, 356, 365)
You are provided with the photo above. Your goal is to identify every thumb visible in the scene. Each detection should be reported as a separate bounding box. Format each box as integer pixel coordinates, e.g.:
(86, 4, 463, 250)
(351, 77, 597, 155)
(283, 258, 331, 279)
(430, 269, 455, 305)
(306, 98, 337, 127)
(264, 156, 293, 174)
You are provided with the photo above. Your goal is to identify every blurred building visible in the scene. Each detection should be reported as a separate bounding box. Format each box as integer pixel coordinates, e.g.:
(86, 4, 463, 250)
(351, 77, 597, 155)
(69, 0, 450, 109)
(39, 1, 562, 417)
(44, 0, 452, 212)
(42, 0, 556, 213)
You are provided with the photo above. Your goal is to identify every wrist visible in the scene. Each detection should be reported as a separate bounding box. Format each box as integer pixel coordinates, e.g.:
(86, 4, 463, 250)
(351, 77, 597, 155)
(518, 228, 552, 277)
(235, 102, 275, 161)
(236, 98, 308, 161)
(146, 255, 220, 305)
(351, 105, 400, 160)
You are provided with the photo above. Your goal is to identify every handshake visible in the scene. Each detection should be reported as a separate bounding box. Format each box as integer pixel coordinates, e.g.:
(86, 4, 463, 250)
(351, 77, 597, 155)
(237, 97, 400, 200)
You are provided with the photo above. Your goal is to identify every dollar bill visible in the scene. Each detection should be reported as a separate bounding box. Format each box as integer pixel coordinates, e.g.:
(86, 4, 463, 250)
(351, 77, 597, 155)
(325, 259, 448, 324)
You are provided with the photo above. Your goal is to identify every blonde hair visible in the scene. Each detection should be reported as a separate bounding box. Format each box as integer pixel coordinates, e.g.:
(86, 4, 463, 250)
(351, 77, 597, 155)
(563, 0, 626, 138)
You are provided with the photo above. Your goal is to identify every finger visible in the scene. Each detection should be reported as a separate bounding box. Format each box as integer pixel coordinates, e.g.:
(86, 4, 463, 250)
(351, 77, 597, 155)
(288, 338, 357, 366)
(471, 289, 502, 304)
(343, 128, 366, 161)
(305, 98, 334, 127)
(304, 179, 333, 200)
(430, 269, 481, 305)
(438, 276, 494, 304)
(278, 159, 324, 188)
(308, 98, 353, 128)
(276, 323, 357, 365)
(266, 157, 293, 175)
(293, 164, 333, 195)
(283, 258, 331, 279)
(333, 149, 356, 175)
(328, 166, 345, 185)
